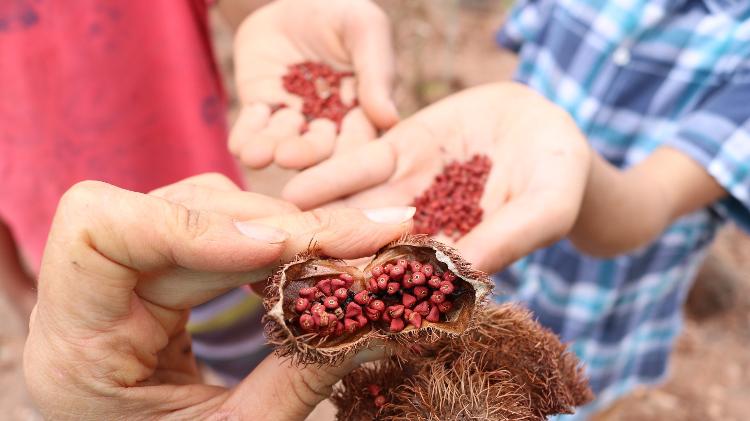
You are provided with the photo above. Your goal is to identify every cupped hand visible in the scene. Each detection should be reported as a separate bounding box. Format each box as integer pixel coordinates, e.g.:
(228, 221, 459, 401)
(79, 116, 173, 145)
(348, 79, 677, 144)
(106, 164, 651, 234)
(282, 83, 591, 274)
(24, 173, 413, 420)
(230, 0, 398, 170)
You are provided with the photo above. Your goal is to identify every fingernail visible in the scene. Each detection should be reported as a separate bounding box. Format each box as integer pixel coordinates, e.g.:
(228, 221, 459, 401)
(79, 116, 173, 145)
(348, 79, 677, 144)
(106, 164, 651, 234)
(234, 221, 289, 244)
(363, 207, 415, 225)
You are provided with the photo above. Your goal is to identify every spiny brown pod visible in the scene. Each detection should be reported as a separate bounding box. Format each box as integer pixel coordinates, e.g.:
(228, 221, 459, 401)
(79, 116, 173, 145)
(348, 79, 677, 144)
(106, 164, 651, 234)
(263, 235, 493, 365)
(330, 304, 593, 420)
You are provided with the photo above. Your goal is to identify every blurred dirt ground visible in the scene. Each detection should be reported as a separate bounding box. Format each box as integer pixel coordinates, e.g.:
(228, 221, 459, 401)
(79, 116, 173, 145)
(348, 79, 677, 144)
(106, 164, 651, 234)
(1, 1, 748, 420)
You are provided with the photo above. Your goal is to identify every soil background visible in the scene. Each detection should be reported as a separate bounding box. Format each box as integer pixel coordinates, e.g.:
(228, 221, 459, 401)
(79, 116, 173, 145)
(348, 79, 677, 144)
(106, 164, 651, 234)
(1, 1, 748, 420)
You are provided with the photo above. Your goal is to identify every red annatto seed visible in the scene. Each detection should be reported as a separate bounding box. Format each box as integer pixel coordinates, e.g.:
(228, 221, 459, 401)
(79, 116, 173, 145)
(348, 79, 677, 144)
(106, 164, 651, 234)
(421, 264, 434, 277)
(439, 281, 455, 295)
(335, 321, 344, 336)
(354, 290, 371, 305)
(371, 265, 384, 277)
(311, 303, 326, 316)
(413, 286, 430, 300)
(438, 300, 453, 313)
(344, 318, 359, 333)
(386, 282, 401, 295)
(389, 317, 405, 333)
(298, 287, 318, 298)
(369, 300, 385, 312)
(396, 258, 408, 268)
(294, 298, 310, 313)
(339, 273, 354, 285)
(331, 278, 347, 289)
(430, 291, 446, 304)
(384, 263, 394, 274)
(381, 311, 391, 323)
(389, 265, 404, 279)
(411, 272, 426, 285)
(316, 279, 333, 296)
(402, 293, 417, 308)
(367, 278, 379, 293)
(377, 275, 390, 290)
(365, 307, 381, 321)
(355, 314, 369, 328)
(413, 301, 430, 316)
(315, 312, 332, 327)
(368, 384, 382, 397)
(387, 304, 405, 319)
(334, 288, 349, 301)
(426, 304, 441, 323)
(409, 261, 422, 272)
(428, 276, 442, 289)
(374, 395, 387, 408)
(279, 62, 355, 132)
(443, 271, 457, 282)
(411, 155, 491, 240)
(402, 273, 414, 289)
(299, 314, 316, 331)
(346, 302, 363, 318)
(324, 296, 339, 309)
(406, 310, 422, 328)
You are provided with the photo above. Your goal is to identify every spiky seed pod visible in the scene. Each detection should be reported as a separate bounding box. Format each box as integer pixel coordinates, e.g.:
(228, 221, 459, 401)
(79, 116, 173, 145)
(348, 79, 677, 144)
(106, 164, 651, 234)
(263, 235, 493, 366)
(330, 304, 593, 420)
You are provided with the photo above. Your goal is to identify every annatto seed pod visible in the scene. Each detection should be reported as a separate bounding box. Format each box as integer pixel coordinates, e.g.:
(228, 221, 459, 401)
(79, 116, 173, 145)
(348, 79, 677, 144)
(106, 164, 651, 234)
(263, 235, 493, 365)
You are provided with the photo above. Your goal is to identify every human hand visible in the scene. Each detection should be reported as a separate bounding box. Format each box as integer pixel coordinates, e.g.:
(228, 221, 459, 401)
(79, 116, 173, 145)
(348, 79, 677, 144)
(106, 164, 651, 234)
(24, 173, 413, 420)
(229, 0, 398, 170)
(282, 83, 591, 274)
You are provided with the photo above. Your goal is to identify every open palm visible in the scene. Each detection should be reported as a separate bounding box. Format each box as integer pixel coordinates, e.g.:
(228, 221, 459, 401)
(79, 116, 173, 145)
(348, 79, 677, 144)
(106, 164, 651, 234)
(282, 83, 591, 274)
(230, 0, 398, 170)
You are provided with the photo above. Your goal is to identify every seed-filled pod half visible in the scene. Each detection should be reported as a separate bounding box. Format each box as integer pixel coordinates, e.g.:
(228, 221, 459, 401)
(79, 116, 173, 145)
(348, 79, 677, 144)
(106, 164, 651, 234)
(263, 235, 493, 365)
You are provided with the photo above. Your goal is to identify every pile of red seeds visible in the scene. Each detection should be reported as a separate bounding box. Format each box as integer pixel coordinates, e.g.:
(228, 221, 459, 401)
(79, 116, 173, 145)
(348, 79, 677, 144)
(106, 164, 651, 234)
(412, 154, 492, 240)
(367, 384, 387, 408)
(292, 259, 461, 336)
(277, 61, 356, 132)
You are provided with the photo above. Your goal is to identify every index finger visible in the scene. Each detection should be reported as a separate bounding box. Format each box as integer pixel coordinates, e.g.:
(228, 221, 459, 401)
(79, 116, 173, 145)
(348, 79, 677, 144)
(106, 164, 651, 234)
(282, 140, 396, 209)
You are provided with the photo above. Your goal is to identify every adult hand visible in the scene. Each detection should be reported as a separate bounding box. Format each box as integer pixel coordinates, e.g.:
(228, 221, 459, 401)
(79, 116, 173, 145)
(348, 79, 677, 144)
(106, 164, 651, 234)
(24, 173, 414, 420)
(282, 83, 591, 274)
(229, 0, 398, 170)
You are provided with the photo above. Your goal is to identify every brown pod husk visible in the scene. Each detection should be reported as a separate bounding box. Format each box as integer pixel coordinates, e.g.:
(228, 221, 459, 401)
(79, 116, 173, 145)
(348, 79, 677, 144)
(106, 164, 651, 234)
(330, 304, 593, 420)
(263, 235, 493, 365)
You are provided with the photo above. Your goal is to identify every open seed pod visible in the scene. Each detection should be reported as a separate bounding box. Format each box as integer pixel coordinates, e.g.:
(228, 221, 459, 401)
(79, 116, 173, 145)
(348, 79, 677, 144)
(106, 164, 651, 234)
(263, 235, 493, 365)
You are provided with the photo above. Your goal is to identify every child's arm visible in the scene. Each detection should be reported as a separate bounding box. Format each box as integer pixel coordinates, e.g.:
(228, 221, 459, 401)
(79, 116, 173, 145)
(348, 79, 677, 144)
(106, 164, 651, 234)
(569, 148, 726, 257)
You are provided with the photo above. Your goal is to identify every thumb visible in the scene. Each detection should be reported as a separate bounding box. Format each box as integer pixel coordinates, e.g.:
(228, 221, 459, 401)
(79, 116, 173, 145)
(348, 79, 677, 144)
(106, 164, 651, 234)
(455, 195, 575, 274)
(225, 348, 385, 420)
(344, 2, 399, 129)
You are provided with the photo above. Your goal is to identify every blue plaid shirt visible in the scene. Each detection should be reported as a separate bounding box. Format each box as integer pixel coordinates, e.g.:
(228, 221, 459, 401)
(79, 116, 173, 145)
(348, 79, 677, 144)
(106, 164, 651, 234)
(495, 0, 750, 418)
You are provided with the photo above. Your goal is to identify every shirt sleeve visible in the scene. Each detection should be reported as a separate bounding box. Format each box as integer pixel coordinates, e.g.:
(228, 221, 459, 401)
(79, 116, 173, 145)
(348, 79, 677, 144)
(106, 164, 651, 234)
(495, 0, 552, 53)
(664, 74, 750, 232)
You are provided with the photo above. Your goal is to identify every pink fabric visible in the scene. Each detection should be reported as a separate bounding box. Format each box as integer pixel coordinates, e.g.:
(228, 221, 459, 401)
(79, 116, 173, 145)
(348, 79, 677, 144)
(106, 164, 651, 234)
(0, 0, 242, 272)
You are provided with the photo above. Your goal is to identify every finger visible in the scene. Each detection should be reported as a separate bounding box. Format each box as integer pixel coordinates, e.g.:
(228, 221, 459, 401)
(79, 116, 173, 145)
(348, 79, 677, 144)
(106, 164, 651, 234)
(344, 3, 399, 129)
(151, 182, 299, 220)
(334, 107, 377, 155)
(282, 140, 396, 210)
(226, 348, 385, 420)
(229, 103, 271, 156)
(117, 205, 411, 311)
(252, 206, 415, 262)
(42, 181, 290, 320)
(149, 172, 242, 196)
(455, 193, 577, 274)
(274, 119, 337, 169)
(239, 108, 305, 169)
